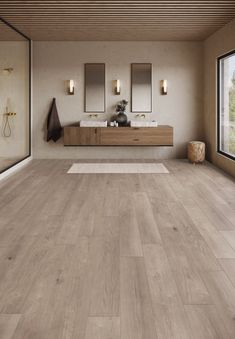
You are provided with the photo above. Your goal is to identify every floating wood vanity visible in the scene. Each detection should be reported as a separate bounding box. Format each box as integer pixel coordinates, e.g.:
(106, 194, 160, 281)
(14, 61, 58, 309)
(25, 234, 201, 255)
(64, 125, 173, 146)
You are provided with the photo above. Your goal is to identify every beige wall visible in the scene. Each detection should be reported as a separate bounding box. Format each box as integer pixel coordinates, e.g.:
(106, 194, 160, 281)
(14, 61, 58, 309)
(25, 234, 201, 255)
(204, 19, 235, 177)
(33, 41, 203, 159)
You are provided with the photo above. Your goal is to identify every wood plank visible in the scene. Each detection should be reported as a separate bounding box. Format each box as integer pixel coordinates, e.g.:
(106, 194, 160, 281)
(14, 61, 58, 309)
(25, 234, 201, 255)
(202, 270, 235, 338)
(102, 189, 120, 217)
(120, 192, 143, 257)
(180, 199, 235, 258)
(0, 314, 21, 339)
(12, 239, 91, 339)
(167, 201, 221, 272)
(192, 185, 235, 230)
(193, 221, 235, 259)
(0, 1, 234, 41)
(85, 317, 120, 339)
(185, 305, 231, 339)
(89, 218, 120, 316)
(143, 244, 180, 305)
(120, 257, 157, 339)
(220, 259, 235, 287)
(154, 304, 195, 339)
(221, 231, 235, 251)
(143, 244, 194, 339)
(160, 228, 211, 305)
(92, 214, 120, 238)
(0, 236, 50, 314)
(133, 192, 162, 244)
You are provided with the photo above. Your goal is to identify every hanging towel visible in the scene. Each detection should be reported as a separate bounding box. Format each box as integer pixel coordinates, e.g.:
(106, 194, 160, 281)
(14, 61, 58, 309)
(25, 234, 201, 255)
(46, 98, 62, 142)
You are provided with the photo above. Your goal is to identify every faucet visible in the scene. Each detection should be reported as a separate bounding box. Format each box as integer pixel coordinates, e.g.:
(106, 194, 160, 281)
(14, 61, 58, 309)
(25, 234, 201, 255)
(136, 114, 146, 119)
(89, 114, 98, 118)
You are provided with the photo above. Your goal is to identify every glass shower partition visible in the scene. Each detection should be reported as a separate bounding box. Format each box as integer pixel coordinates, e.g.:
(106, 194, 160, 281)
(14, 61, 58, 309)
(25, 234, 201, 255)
(0, 18, 31, 173)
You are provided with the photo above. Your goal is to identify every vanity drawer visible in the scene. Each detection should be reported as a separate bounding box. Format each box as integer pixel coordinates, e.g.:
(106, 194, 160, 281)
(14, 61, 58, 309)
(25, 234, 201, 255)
(100, 127, 173, 146)
(64, 127, 100, 145)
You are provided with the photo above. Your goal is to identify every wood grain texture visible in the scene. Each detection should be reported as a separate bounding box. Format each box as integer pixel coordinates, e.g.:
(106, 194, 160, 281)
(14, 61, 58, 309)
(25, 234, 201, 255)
(85, 317, 120, 339)
(133, 192, 162, 244)
(100, 126, 173, 146)
(159, 227, 211, 305)
(64, 126, 173, 146)
(166, 201, 221, 272)
(0, 314, 21, 339)
(120, 257, 157, 339)
(64, 127, 100, 146)
(154, 304, 195, 339)
(143, 244, 194, 339)
(0, 1, 235, 41)
(89, 220, 120, 316)
(0, 159, 234, 338)
(0, 236, 50, 314)
(119, 193, 143, 257)
(12, 239, 91, 339)
(219, 259, 235, 287)
(202, 271, 235, 338)
(178, 198, 235, 258)
(143, 244, 180, 305)
(221, 231, 235, 251)
(185, 305, 231, 339)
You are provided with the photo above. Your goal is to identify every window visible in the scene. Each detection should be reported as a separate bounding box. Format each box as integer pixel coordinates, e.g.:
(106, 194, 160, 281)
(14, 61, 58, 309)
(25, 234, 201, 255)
(218, 50, 235, 160)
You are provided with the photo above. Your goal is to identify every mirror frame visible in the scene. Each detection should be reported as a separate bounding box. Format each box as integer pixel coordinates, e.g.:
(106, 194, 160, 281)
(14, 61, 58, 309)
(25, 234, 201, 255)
(84, 63, 106, 113)
(131, 63, 152, 113)
(0, 17, 31, 174)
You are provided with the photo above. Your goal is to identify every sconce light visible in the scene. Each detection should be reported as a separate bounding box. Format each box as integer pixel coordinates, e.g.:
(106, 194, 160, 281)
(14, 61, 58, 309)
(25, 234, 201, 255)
(2, 68, 14, 75)
(67, 80, 74, 95)
(160, 80, 168, 95)
(114, 79, 121, 95)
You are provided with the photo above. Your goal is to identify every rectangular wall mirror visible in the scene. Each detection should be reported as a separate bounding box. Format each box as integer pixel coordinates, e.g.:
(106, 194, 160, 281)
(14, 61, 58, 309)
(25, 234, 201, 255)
(85, 63, 105, 112)
(131, 63, 152, 113)
(0, 18, 31, 174)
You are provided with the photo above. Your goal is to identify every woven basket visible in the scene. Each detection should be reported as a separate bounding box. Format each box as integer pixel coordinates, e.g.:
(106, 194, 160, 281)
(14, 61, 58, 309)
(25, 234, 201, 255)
(188, 141, 205, 164)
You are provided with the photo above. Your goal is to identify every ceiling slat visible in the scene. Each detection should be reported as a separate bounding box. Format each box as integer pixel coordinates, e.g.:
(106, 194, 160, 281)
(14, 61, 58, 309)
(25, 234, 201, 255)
(0, 0, 235, 41)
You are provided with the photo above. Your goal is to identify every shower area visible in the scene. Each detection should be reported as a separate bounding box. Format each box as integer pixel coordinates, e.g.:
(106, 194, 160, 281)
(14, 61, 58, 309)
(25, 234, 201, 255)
(0, 18, 30, 173)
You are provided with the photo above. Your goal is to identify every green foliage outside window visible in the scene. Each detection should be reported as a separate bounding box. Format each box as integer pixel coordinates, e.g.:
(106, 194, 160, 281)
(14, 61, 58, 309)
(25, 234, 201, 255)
(229, 78, 235, 121)
(229, 77, 235, 154)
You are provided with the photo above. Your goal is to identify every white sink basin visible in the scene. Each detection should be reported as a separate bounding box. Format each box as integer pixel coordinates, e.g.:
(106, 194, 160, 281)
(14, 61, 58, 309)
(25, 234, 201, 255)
(80, 120, 108, 127)
(130, 120, 158, 127)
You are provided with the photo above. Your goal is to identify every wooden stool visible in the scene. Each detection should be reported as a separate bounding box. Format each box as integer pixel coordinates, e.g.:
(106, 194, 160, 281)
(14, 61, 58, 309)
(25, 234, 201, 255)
(188, 141, 205, 164)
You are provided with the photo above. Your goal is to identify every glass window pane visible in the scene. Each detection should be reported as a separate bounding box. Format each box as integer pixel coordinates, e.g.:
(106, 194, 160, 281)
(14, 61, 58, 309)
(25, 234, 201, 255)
(219, 52, 235, 158)
(0, 19, 30, 173)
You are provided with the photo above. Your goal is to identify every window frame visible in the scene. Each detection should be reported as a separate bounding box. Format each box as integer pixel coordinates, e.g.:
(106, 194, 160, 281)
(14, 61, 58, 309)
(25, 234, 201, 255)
(217, 49, 235, 161)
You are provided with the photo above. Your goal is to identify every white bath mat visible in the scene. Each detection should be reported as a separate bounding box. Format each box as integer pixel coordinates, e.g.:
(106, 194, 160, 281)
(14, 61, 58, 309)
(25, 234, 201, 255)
(67, 163, 169, 174)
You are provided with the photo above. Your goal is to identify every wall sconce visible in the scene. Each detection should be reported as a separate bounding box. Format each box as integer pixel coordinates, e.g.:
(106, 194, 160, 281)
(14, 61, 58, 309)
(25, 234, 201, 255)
(67, 80, 74, 95)
(2, 68, 14, 75)
(160, 80, 168, 95)
(114, 79, 121, 95)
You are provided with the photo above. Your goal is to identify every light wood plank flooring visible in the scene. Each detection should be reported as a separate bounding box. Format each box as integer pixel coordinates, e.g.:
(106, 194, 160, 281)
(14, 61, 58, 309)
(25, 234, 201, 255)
(0, 157, 23, 173)
(0, 159, 234, 339)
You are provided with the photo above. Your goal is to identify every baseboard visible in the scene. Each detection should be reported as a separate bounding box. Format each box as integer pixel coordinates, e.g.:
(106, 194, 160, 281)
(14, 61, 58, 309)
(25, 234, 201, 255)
(0, 156, 32, 181)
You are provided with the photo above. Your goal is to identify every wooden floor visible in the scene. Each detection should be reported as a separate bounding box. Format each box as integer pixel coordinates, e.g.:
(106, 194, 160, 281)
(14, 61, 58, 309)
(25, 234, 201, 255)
(0, 159, 235, 339)
(0, 157, 22, 173)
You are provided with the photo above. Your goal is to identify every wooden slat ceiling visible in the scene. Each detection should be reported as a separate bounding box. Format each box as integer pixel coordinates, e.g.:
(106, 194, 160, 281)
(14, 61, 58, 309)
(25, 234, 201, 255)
(0, 0, 235, 41)
(0, 20, 26, 40)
